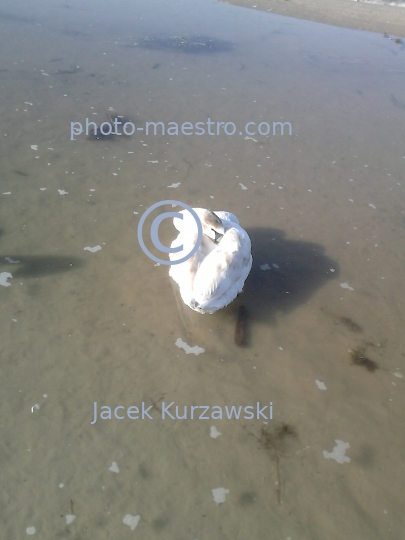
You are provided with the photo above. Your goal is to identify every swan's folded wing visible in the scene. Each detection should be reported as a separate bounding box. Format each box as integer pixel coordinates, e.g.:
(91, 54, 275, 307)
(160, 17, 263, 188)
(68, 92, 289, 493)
(169, 232, 197, 280)
(192, 229, 251, 307)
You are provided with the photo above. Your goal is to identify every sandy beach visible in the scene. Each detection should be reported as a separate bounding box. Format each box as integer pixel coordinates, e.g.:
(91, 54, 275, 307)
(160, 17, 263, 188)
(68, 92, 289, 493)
(1, 0, 405, 537)
(221, 0, 405, 36)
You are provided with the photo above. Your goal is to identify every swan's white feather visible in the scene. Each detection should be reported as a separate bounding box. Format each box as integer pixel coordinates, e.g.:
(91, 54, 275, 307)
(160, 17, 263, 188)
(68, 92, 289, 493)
(169, 208, 252, 313)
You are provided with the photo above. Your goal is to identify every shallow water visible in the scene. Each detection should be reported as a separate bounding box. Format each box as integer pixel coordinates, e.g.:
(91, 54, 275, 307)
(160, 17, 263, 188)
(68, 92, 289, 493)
(1, 0, 405, 538)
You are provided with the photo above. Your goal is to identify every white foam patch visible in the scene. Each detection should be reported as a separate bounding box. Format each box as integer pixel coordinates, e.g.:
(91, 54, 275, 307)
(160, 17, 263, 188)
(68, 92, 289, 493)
(315, 380, 327, 390)
(123, 514, 140, 531)
(31, 145, 38, 150)
(210, 426, 221, 438)
(26, 527, 36, 535)
(0, 272, 13, 287)
(3, 192, 11, 195)
(368, 203, 376, 209)
(5, 257, 20, 264)
(244, 136, 258, 142)
(175, 338, 205, 355)
(260, 264, 271, 271)
(31, 404, 40, 413)
(212, 487, 230, 504)
(239, 183, 248, 190)
(340, 282, 354, 291)
(40, 188, 46, 191)
(84, 246, 102, 253)
(66, 515, 76, 525)
(109, 461, 119, 473)
(58, 189, 68, 195)
(148, 160, 159, 163)
(323, 440, 350, 464)
(59, 483, 64, 488)
(167, 182, 181, 188)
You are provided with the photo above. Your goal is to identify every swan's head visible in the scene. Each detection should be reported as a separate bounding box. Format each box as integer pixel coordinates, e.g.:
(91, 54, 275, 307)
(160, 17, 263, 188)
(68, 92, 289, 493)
(201, 210, 225, 244)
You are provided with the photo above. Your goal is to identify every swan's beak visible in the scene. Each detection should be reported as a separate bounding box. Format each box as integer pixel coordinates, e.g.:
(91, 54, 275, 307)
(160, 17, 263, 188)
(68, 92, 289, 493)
(214, 230, 224, 244)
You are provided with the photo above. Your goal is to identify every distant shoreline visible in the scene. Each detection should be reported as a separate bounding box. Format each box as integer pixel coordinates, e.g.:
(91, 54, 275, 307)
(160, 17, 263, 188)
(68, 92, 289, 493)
(219, 0, 405, 37)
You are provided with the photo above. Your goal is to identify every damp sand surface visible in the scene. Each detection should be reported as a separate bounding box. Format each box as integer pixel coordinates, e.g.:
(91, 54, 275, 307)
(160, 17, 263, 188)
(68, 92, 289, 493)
(0, 0, 405, 538)
(223, 0, 405, 37)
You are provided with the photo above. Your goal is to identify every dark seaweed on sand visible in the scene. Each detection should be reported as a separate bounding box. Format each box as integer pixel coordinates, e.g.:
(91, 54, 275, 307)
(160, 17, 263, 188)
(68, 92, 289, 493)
(130, 35, 233, 55)
(349, 347, 378, 372)
(87, 111, 132, 141)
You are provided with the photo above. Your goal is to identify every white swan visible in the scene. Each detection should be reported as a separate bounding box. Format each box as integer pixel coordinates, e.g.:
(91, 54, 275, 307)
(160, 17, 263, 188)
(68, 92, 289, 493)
(169, 208, 252, 313)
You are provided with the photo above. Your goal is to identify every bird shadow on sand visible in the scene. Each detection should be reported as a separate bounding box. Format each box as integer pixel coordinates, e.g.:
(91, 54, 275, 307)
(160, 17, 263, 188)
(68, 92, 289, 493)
(240, 227, 339, 326)
(170, 226, 339, 352)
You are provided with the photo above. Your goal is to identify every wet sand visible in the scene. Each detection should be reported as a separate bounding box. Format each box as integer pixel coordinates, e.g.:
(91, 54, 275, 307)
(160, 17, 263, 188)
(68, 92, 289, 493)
(1, 0, 405, 538)
(221, 0, 405, 36)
